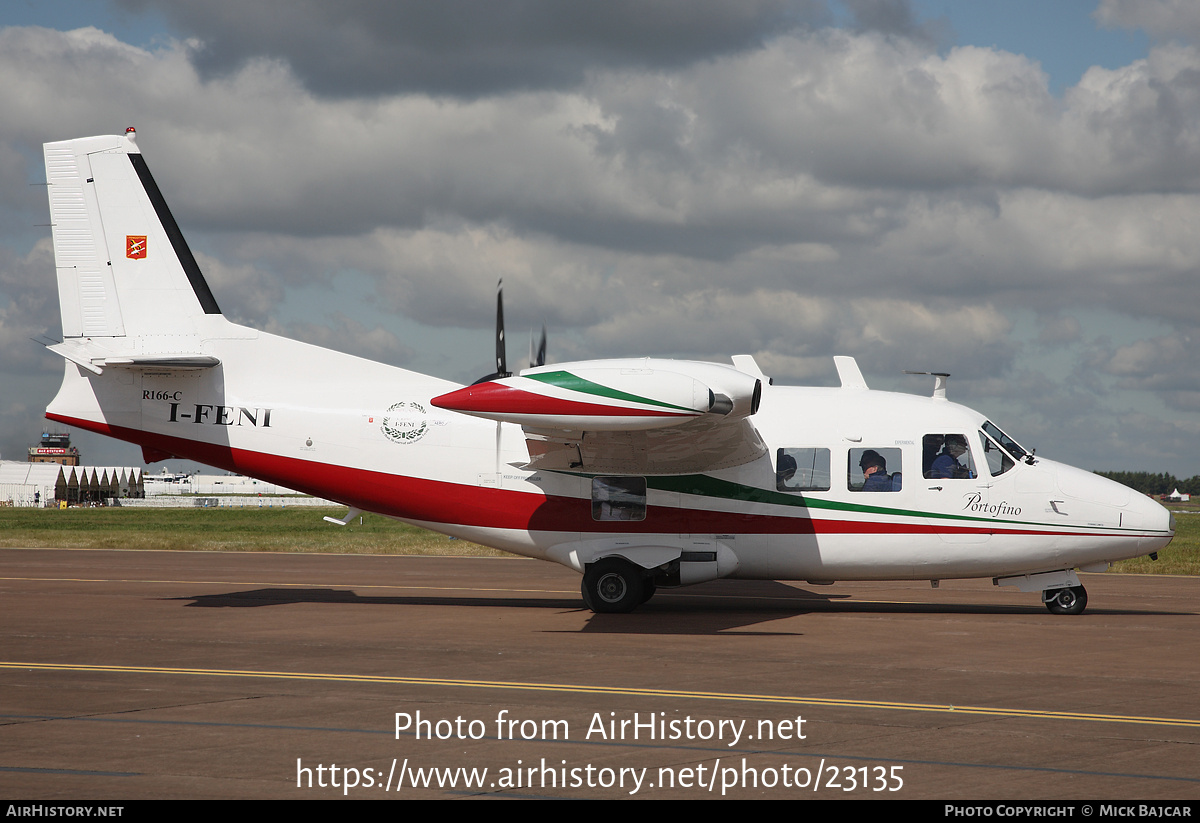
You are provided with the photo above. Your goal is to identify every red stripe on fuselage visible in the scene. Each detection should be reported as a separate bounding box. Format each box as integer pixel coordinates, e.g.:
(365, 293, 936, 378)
(50, 413, 1109, 540)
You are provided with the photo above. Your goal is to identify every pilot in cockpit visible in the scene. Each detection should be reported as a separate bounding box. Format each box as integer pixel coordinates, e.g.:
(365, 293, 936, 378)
(929, 434, 974, 479)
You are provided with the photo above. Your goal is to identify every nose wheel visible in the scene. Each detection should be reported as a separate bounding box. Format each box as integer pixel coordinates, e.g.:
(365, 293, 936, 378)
(1043, 585, 1088, 615)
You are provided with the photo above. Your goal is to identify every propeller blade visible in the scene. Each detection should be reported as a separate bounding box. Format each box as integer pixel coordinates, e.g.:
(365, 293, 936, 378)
(495, 279, 508, 378)
(530, 324, 547, 368)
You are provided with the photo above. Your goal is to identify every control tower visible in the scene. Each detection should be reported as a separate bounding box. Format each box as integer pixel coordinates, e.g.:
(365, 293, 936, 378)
(27, 432, 80, 466)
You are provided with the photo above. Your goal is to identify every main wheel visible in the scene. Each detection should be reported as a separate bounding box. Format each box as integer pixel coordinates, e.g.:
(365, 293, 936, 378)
(640, 579, 657, 604)
(582, 558, 646, 614)
(1044, 585, 1088, 615)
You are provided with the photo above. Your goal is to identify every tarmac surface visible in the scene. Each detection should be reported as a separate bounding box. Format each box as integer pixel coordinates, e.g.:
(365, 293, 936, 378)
(1, 547, 1198, 800)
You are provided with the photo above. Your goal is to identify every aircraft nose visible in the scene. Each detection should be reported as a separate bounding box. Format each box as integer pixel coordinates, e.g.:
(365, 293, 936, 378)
(1134, 488, 1175, 553)
(1157, 499, 1174, 537)
(1052, 462, 1173, 550)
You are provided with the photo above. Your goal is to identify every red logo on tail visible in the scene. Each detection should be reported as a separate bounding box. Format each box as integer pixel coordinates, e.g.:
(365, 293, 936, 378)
(126, 236, 147, 259)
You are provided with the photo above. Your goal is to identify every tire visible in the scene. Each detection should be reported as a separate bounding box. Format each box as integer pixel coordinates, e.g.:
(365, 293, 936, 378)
(640, 579, 657, 605)
(582, 558, 645, 614)
(1044, 585, 1088, 615)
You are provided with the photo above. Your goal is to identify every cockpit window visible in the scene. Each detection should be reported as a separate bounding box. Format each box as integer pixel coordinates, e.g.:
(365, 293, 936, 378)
(922, 434, 977, 479)
(982, 421, 1027, 461)
(978, 431, 1014, 477)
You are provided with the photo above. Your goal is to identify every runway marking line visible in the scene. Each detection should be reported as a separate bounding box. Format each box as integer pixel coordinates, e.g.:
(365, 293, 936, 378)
(3, 661, 1198, 730)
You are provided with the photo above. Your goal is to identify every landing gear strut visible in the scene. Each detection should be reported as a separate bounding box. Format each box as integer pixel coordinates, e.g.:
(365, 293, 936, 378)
(1043, 585, 1088, 615)
(582, 558, 650, 614)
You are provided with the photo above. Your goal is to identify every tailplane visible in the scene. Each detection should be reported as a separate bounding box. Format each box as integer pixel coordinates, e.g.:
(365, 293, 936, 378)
(43, 128, 223, 373)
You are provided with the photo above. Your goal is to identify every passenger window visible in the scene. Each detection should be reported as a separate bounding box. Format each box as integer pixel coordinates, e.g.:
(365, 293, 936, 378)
(922, 434, 977, 479)
(592, 476, 647, 521)
(849, 448, 902, 492)
(978, 431, 1014, 477)
(776, 448, 831, 492)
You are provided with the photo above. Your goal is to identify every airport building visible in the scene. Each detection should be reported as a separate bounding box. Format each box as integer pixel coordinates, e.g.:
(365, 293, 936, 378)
(26, 431, 81, 466)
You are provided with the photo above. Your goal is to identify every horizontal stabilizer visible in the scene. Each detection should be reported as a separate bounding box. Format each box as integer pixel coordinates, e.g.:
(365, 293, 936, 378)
(47, 338, 219, 374)
(98, 355, 220, 369)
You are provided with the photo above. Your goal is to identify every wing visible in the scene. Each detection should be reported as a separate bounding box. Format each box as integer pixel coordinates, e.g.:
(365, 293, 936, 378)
(431, 357, 766, 475)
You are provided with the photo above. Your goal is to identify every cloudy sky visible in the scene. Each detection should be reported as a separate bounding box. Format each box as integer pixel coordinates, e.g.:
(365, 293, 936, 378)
(1, 0, 1198, 477)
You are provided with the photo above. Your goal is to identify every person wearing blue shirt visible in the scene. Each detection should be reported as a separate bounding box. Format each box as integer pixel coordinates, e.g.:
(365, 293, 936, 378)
(930, 434, 973, 479)
(859, 450, 898, 491)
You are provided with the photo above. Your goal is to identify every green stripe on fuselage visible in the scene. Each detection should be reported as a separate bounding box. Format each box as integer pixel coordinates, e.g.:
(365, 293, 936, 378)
(559, 470, 1143, 533)
(646, 473, 995, 523)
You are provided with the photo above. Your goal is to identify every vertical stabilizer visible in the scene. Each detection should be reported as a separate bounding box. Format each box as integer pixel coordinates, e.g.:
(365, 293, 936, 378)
(44, 130, 222, 353)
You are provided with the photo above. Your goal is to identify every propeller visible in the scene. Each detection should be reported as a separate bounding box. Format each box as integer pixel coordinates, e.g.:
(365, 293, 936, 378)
(474, 279, 547, 383)
(469, 280, 549, 473)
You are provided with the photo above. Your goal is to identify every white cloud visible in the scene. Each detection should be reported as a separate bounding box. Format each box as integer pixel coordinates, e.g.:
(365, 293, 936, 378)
(2, 15, 1199, 474)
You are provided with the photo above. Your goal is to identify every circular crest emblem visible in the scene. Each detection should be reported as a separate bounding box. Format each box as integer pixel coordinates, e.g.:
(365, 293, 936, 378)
(381, 401, 429, 444)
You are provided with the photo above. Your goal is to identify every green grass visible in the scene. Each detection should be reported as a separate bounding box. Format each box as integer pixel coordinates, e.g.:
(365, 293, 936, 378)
(0, 507, 511, 556)
(1, 504, 1196, 574)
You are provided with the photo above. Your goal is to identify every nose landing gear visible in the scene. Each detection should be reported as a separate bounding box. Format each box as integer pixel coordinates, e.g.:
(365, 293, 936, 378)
(1043, 585, 1088, 615)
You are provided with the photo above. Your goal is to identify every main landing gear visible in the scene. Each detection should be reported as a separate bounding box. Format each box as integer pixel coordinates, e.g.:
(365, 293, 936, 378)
(581, 558, 654, 614)
(1043, 585, 1088, 615)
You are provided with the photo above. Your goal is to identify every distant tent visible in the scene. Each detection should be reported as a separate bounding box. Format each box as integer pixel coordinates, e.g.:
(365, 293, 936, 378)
(0, 461, 145, 505)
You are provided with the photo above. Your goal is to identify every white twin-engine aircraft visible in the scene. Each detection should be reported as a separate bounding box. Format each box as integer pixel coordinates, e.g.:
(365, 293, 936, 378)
(40, 131, 1174, 614)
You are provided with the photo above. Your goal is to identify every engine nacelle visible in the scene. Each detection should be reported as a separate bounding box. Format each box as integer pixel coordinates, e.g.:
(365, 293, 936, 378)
(431, 358, 761, 431)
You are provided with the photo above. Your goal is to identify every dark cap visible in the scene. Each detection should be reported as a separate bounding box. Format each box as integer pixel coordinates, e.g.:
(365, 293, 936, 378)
(859, 449, 887, 471)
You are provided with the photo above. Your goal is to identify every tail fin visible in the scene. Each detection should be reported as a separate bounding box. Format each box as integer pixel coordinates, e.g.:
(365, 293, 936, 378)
(43, 130, 223, 372)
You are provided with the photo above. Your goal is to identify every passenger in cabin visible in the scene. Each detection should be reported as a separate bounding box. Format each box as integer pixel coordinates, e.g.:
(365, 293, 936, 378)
(776, 453, 798, 491)
(929, 434, 974, 479)
(859, 450, 899, 491)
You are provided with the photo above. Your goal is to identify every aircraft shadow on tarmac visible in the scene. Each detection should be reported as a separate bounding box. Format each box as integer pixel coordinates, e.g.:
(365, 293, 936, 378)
(159, 579, 1159, 635)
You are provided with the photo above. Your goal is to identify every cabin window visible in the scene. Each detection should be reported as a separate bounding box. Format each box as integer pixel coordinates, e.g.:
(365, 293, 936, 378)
(848, 448, 902, 492)
(922, 434, 977, 479)
(776, 448, 831, 492)
(592, 476, 647, 521)
(978, 431, 1014, 477)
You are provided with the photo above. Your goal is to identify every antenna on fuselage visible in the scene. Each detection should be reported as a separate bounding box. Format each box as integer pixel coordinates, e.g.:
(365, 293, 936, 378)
(904, 370, 950, 400)
(834, 356, 868, 390)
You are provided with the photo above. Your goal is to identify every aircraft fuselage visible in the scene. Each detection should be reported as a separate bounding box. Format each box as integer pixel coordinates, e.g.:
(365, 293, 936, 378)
(47, 317, 1173, 588)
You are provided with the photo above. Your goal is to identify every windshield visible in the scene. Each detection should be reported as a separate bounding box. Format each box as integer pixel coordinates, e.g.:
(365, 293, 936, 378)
(978, 430, 1015, 477)
(982, 421, 1027, 461)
